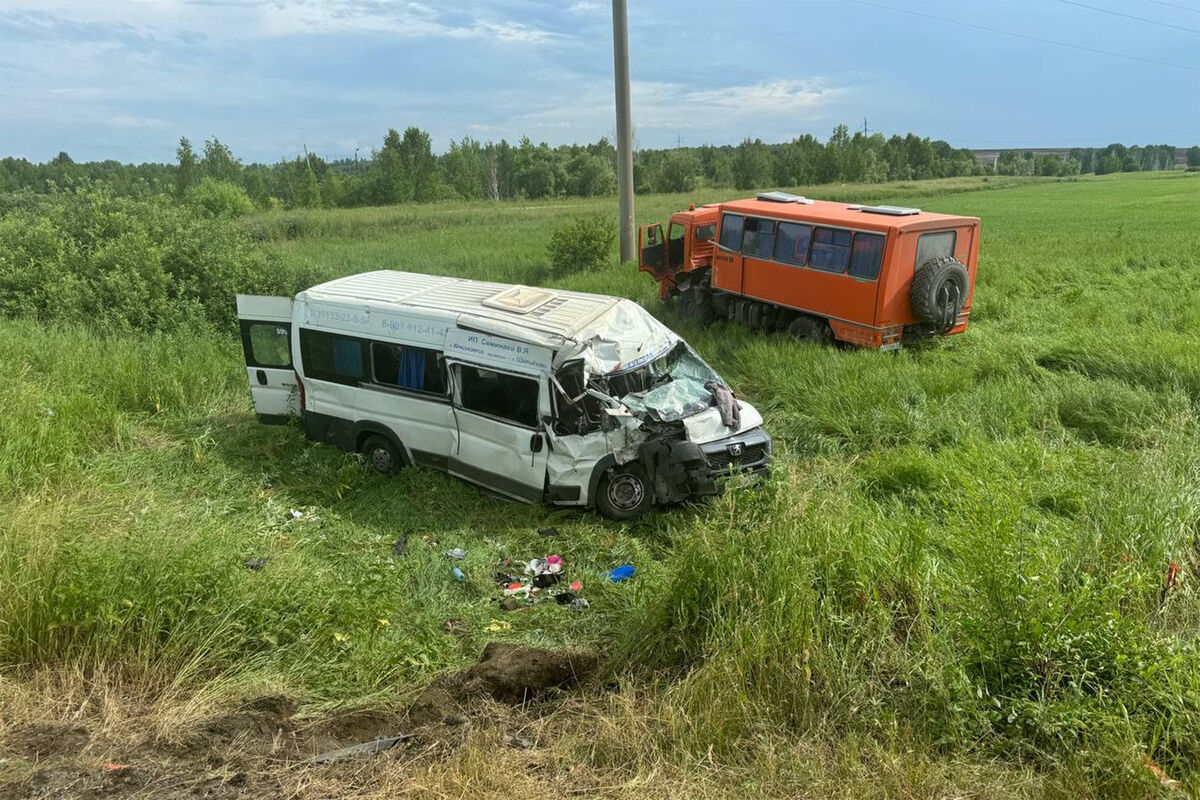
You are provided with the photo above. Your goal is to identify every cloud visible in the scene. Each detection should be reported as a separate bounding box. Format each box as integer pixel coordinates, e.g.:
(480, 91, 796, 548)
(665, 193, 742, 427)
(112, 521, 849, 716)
(0, 0, 565, 44)
(519, 77, 847, 140)
(107, 115, 172, 129)
(568, 1, 604, 14)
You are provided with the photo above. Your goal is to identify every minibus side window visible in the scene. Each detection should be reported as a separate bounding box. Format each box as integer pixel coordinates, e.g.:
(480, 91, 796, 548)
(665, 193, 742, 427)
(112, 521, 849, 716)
(300, 328, 368, 385)
(456, 365, 539, 428)
(553, 362, 602, 435)
(371, 342, 446, 395)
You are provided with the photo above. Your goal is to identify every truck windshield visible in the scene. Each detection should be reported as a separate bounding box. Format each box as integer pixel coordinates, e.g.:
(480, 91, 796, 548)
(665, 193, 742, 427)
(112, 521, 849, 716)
(607, 342, 722, 421)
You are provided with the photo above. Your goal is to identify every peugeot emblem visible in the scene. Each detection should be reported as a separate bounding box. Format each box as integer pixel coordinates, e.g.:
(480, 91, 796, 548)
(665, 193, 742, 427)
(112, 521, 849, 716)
(727, 443, 745, 457)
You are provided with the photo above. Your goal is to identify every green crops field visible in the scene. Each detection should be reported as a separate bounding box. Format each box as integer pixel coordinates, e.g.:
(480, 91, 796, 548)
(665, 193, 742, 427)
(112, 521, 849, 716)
(1, 171, 1198, 798)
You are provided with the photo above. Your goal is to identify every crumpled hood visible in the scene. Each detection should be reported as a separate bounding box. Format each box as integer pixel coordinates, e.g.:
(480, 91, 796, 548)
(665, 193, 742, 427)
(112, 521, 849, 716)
(555, 299, 679, 375)
(681, 401, 764, 444)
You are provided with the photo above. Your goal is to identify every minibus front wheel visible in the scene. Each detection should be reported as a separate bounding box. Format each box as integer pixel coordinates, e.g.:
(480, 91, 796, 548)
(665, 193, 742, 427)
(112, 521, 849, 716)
(361, 434, 401, 476)
(596, 464, 652, 520)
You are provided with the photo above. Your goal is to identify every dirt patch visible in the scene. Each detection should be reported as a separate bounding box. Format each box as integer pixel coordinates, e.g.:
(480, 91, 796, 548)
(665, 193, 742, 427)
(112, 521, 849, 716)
(411, 642, 600, 718)
(3, 722, 91, 759)
(1, 644, 600, 799)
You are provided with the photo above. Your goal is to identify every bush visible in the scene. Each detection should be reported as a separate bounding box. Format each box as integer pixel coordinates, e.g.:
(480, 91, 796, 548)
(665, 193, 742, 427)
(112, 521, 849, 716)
(0, 186, 302, 332)
(546, 215, 615, 278)
(184, 177, 256, 218)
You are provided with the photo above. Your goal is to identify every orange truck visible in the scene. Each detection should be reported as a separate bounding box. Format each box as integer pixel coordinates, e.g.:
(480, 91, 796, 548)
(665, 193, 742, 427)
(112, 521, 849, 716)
(637, 192, 980, 349)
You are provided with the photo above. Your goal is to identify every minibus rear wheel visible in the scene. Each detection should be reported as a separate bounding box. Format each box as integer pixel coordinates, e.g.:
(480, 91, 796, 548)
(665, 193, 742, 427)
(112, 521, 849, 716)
(596, 464, 652, 520)
(361, 434, 401, 476)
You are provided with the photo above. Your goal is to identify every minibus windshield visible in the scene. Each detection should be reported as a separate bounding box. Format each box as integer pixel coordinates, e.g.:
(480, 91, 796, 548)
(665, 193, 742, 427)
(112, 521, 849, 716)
(609, 342, 723, 421)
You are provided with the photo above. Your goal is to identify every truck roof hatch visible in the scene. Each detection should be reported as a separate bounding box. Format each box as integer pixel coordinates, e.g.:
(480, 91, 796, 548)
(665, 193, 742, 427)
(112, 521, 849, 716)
(756, 191, 814, 204)
(851, 204, 921, 216)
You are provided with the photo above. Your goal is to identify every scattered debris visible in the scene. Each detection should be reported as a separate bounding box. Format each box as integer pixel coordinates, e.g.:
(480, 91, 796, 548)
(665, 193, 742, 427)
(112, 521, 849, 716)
(486, 620, 511, 632)
(533, 572, 561, 589)
(102, 763, 131, 773)
(310, 734, 412, 765)
(554, 592, 576, 605)
(537, 527, 559, 538)
(1144, 756, 1185, 793)
(243, 557, 268, 571)
(451, 566, 465, 582)
(569, 598, 590, 612)
(569, 580, 582, 592)
(505, 733, 534, 750)
(607, 564, 635, 582)
(445, 548, 467, 560)
(441, 619, 469, 636)
(392, 536, 408, 557)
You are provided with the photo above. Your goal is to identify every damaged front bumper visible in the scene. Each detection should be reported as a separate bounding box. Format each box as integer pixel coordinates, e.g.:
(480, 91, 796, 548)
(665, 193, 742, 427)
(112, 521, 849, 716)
(699, 426, 772, 485)
(638, 424, 772, 506)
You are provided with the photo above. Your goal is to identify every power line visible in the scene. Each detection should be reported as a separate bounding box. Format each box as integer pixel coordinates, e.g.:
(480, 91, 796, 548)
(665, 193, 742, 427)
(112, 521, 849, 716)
(1057, 0, 1200, 34)
(1142, 0, 1200, 14)
(842, 0, 1200, 71)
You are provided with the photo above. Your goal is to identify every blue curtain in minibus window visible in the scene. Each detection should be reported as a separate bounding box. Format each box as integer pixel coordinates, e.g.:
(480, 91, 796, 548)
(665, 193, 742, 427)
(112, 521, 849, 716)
(331, 337, 364, 378)
(398, 348, 426, 390)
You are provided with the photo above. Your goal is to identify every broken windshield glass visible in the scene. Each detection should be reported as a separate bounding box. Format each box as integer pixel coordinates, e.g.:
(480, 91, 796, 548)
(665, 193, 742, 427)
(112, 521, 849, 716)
(608, 342, 723, 421)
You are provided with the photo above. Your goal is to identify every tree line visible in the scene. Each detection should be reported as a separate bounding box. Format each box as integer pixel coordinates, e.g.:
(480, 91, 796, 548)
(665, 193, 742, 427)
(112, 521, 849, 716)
(2, 127, 1195, 211)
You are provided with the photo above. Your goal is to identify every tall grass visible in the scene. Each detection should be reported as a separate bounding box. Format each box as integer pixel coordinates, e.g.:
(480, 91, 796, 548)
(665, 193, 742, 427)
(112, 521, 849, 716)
(0, 172, 1196, 793)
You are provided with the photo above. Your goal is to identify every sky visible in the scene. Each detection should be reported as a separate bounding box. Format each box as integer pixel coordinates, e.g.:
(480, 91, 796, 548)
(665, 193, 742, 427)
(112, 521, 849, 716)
(1, 0, 1198, 164)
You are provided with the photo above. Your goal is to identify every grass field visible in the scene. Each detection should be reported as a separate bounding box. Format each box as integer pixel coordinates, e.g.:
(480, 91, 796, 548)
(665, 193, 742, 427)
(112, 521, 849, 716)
(1, 172, 1198, 798)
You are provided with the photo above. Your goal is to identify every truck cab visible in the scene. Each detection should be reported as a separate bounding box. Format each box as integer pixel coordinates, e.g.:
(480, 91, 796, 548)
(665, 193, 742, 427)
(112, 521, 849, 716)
(638, 205, 719, 300)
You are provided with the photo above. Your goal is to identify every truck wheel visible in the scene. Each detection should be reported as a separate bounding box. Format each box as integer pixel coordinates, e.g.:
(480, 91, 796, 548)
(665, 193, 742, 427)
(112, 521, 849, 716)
(680, 286, 714, 327)
(596, 465, 652, 520)
(361, 434, 401, 476)
(787, 316, 833, 346)
(911, 255, 969, 333)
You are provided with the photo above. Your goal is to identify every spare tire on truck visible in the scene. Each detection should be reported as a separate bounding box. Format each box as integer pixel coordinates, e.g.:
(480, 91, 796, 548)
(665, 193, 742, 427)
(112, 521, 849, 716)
(910, 255, 969, 333)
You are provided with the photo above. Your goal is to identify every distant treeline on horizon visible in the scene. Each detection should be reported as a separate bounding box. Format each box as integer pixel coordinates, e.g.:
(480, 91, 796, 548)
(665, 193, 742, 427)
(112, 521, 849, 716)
(2, 126, 1194, 211)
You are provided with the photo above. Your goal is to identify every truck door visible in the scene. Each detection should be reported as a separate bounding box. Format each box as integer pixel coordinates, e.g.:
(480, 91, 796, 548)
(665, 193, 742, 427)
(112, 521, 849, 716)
(638, 223, 665, 278)
(236, 295, 299, 424)
(448, 363, 549, 503)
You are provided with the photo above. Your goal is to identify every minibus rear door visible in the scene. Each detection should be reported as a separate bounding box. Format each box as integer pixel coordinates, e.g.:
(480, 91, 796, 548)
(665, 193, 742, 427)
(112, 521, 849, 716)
(236, 295, 299, 424)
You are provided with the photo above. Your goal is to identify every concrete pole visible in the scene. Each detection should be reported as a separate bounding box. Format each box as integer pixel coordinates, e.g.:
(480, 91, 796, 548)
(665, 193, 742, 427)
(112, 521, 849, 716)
(612, 0, 635, 263)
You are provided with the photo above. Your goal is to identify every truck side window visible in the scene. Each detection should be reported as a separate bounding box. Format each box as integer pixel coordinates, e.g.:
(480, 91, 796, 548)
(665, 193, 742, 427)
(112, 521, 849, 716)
(695, 223, 715, 241)
(848, 233, 885, 280)
(773, 222, 812, 266)
(371, 342, 446, 395)
(718, 214, 744, 250)
(456, 365, 539, 428)
(916, 231, 957, 266)
(809, 227, 852, 273)
(299, 328, 368, 385)
(741, 217, 776, 259)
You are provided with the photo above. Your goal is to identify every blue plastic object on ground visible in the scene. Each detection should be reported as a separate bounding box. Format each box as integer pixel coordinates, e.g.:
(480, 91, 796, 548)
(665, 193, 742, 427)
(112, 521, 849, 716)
(452, 566, 465, 582)
(607, 564, 635, 582)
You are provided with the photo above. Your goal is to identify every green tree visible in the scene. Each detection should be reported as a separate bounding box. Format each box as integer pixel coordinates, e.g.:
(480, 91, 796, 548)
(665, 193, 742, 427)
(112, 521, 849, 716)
(732, 138, 771, 190)
(398, 127, 438, 202)
(200, 138, 241, 184)
(175, 137, 197, 198)
(1188, 146, 1200, 168)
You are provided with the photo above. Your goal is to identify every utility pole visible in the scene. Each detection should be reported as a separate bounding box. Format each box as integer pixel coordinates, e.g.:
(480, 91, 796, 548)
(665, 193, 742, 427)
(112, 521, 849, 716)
(612, 0, 635, 263)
